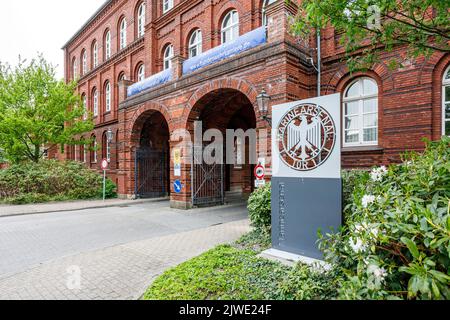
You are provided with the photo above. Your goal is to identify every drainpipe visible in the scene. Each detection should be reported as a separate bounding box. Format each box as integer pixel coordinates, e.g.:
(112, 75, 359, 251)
(317, 29, 321, 97)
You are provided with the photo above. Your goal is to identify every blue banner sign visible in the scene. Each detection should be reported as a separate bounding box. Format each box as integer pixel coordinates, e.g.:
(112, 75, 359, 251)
(183, 26, 267, 76)
(127, 68, 172, 97)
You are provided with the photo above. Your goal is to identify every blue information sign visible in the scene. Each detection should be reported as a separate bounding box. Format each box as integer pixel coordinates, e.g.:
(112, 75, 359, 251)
(174, 180, 182, 194)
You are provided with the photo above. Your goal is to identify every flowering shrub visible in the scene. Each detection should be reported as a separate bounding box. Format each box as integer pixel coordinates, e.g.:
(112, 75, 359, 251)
(320, 137, 450, 300)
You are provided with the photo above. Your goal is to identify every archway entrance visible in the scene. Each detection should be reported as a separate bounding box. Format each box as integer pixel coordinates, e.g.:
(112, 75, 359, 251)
(188, 89, 257, 207)
(135, 111, 170, 198)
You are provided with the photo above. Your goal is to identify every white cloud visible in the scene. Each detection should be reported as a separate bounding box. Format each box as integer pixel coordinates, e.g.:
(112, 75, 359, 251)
(0, 0, 106, 79)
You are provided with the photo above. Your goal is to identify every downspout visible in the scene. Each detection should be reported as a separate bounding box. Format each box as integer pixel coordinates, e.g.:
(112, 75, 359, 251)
(317, 29, 321, 97)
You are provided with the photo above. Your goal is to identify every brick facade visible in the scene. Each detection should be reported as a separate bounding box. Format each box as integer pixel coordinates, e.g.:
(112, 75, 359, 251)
(63, 0, 450, 208)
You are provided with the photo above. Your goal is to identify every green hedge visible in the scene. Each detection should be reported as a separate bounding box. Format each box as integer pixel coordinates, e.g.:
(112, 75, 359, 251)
(0, 160, 117, 204)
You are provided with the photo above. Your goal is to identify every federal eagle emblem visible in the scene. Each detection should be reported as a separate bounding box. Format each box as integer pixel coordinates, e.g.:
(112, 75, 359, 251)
(277, 103, 336, 171)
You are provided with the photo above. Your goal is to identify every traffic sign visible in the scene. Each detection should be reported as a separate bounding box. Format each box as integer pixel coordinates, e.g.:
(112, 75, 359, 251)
(254, 164, 265, 180)
(101, 159, 109, 170)
(174, 180, 182, 194)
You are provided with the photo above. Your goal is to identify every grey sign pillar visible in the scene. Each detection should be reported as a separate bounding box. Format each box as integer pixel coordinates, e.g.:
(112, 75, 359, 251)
(269, 94, 342, 260)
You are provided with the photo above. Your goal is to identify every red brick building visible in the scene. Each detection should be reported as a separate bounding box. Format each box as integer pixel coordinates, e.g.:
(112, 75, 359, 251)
(62, 0, 450, 208)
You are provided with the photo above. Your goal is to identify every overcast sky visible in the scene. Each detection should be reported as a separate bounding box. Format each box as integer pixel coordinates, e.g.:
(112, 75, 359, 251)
(0, 0, 106, 79)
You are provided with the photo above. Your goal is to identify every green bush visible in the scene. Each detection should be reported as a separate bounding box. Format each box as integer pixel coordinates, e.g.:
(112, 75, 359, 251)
(0, 160, 117, 204)
(320, 137, 450, 300)
(247, 183, 271, 230)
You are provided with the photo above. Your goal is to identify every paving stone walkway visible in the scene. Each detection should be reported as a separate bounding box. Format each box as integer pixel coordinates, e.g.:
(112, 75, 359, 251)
(0, 219, 250, 300)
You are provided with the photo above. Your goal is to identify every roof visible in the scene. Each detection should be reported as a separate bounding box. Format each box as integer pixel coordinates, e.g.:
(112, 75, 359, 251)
(62, 0, 114, 49)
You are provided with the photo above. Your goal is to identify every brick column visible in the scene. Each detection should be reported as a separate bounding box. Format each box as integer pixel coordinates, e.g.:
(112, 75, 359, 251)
(171, 55, 185, 80)
(118, 79, 134, 103)
(265, 0, 298, 44)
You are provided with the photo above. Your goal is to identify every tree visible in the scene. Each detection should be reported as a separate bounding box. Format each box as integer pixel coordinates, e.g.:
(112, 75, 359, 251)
(0, 56, 94, 163)
(291, 0, 450, 70)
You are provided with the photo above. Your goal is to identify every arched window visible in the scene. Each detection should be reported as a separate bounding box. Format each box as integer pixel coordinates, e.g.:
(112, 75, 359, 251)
(105, 81, 111, 112)
(443, 66, 450, 136)
(92, 41, 98, 68)
(262, 0, 276, 26)
(82, 94, 87, 120)
(163, 44, 174, 70)
(102, 132, 111, 163)
(188, 29, 202, 58)
(137, 64, 145, 82)
(119, 18, 127, 50)
(343, 77, 379, 146)
(91, 136, 98, 164)
(105, 30, 111, 60)
(92, 88, 99, 117)
(163, 0, 174, 14)
(72, 58, 78, 80)
(81, 50, 87, 75)
(137, 2, 146, 37)
(221, 10, 239, 44)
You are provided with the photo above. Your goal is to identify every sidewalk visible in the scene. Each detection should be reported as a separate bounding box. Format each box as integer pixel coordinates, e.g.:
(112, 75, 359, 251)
(0, 198, 167, 218)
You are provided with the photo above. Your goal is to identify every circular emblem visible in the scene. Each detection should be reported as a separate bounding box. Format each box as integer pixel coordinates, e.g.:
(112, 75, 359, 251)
(277, 103, 336, 171)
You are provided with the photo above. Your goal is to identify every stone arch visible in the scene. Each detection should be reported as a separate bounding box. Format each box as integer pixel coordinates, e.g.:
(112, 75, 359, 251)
(183, 77, 260, 129)
(129, 101, 173, 143)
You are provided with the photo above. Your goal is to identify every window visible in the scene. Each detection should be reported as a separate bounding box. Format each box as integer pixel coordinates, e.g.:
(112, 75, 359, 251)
(92, 138, 98, 163)
(119, 18, 127, 50)
(221, 10, 239, 44)
(443, 66, 450, 136)
(82, 94, 87, 120)
(72, 58, 78, 80)
(163, 0, 173, 13)
(105, 30, 111, 59)
(137, 2, 146, 37)
(137, 64, 145, 82)
(188, 29, 202, 58)
(105, 81, 111, 112)
(343, 77, 379, 146)
(92, 41, 98, 68)
(163, 44, 173, 70)
(83, 144, 87, 163)
(93, 88, 99, 117)
(262, 0, 276, 26)
(103, 133, 111, 163)
(81, 50, 87, 75)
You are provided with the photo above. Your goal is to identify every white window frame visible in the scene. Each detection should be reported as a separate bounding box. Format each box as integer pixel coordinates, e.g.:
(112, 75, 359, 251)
(443, 66, 450, 136)
(105, 30, 111, 59)
(137, 64, 145, 82)
(343, 77, 379, 147)
(138, 2, 146, 37)
(188, 29, 202, 58)
(82, 95, 87, 120)
(221, 10, 239, 44)
(262, 0, 276, 26)
(163, 0, 173, 14)
(82, 50, 87, 75)
(163, 45, 173, 70)
(120, 18, 127, 50)
(93, 140, 98, 163)
(72, 59, 78, 80)
(93, 89, 99, 117)
(105, 82, 111, 112)
(93, 41, 98, 68)
(106, 139, 111, 163)
(83, 144, 87, 163)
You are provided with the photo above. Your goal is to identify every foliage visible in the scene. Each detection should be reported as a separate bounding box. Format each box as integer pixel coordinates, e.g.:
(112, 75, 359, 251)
(143, 245, 292, 300)
(291, 0, 450, 70)
(0, 160, 117, 204)
(319, 137, 450, 300)
(247, 183, 272, 230)
(234, 228, 272, 253)
(0, 55, 94, 163)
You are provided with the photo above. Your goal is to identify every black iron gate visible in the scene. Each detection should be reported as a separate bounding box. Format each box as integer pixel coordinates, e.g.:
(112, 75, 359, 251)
(135, 148, 168, 198)
(191, 145, 224, 206)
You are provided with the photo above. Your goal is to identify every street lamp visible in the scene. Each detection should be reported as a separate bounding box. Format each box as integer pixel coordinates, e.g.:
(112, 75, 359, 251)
(106, 127, 114, 144)
(256, 88, 271, 126)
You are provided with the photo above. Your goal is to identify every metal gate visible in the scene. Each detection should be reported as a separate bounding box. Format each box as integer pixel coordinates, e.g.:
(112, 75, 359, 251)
(191, 145, 224, 206)
(135, 148, 168, 198)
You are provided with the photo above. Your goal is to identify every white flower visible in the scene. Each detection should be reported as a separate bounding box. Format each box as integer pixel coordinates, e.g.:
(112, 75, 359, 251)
(368, 265, 388, 282)
(361, 195, 376, 208)
(370, 166, 388, 182)
(349, 237, 368, 253)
